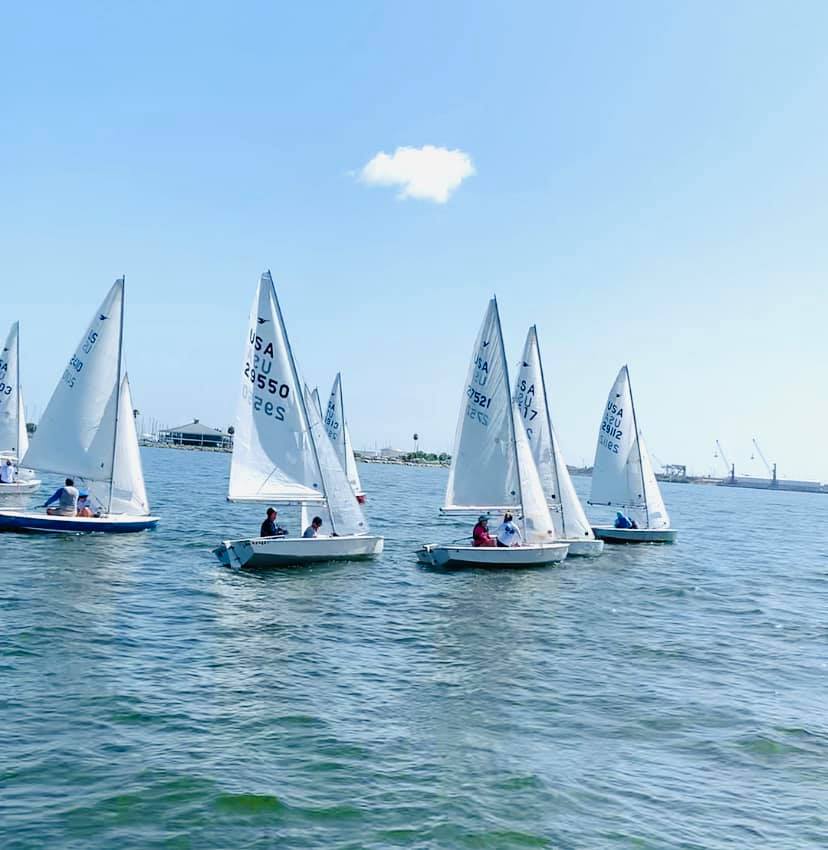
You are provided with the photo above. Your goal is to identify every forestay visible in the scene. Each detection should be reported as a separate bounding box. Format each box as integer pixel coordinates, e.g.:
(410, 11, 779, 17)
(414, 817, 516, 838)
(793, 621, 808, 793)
(228, 272, 323, 503)
(444, 298, 519, 513)
(324, 373, 363, 497)
(23, 280, 124, 483)
(589, 365, 670, 529)
(306, 384, 369, 536)
(0, 322, 28, 458)
(514, 326, 595, 540)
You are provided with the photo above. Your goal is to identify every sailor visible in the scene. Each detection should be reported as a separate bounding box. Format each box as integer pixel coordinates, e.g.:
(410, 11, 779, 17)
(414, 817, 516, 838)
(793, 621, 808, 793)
(614, 511, 633, 529)
(44, 478, 80, 516)
(260, 508, 288, 538)
(76, 491, 94, 517)
(303, 516, 323, 538)
(472, 515, 496, 547)
(496, 512, 522, 547)
(0, 459, 15, 484)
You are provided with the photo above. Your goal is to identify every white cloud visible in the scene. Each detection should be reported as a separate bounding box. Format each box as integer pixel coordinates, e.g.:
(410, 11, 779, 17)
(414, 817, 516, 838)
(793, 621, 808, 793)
(358, 145, 475, 203)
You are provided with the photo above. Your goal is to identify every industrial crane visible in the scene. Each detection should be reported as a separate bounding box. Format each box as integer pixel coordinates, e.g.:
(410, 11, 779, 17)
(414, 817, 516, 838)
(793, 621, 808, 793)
(714, 440, 735, 480)
(751, 438, 777, 484)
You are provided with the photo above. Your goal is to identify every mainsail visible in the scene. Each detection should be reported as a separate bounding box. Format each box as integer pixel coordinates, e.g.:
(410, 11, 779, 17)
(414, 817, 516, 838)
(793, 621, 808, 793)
(514, 326, 595, 540)
(228, 272, 323, 504)
(324, 373, 364, 498)
(589, 365, 670, 529)
(0, 321, 28, 458)
(23, 279, 124, 487)
(443, 298, 519, 512)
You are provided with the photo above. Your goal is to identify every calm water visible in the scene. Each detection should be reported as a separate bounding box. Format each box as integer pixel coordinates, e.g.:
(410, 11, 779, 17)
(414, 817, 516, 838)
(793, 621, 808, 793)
(1, 448, 826, 849)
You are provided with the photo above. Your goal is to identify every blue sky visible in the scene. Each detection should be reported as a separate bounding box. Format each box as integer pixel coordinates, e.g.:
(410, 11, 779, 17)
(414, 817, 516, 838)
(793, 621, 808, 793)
(3, 2, 827, 480)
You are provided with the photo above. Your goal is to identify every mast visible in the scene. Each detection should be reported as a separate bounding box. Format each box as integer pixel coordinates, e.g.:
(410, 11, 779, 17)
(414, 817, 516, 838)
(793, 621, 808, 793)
(269, 273, 337, 534)
(532, 326, 567, 538)
(493, 297, 524, 532)
(107, 277, 126, 514)
(624, 365, 649, 527)
(15, 321, 21, 456)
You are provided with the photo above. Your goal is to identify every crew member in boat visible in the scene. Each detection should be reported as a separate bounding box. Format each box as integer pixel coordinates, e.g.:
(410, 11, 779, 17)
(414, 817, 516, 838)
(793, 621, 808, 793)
(44, 478, 80, 516)
(303, 516, 323, 538)
(260, 508, 288, 538)
(76, 491, 99, 518)
(0, 459, 16, 484)
(496, 512, 522, 547)
(614, 511, 638, 529)
(472, 515, 496, 547)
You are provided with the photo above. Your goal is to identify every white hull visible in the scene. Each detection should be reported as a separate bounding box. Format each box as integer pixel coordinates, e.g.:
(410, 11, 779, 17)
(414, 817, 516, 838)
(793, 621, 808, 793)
(416, 542, 569, 569)
(592, 526, 677, 544)
(213, 534, 384, 568)
(563, 538, 604, 557)
(0, 479, 40, 495)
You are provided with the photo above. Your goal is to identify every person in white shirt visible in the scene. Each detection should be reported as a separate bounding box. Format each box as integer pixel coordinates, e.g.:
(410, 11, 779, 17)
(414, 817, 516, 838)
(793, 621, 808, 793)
(303, 516, 323, 538)
(496, 512, 522, 547)
(0, 459, 16, 484)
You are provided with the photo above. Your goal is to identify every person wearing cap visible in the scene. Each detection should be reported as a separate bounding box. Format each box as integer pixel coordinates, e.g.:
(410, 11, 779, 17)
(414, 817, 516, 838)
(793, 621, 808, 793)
(260, 508, 288, 538)
(472, 515, 495, 547)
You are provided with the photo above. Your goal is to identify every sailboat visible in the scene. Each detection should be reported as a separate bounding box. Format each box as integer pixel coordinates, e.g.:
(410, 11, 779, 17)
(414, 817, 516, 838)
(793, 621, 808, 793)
(324, 373, 366, 503)
(213, 271, 383, 568)
(0, 322, 41, 495)
(588, 365, 677, 543)
(0, 279, 158, 533)
(417, 298, 569, 568)
(514, 326, 603, 556)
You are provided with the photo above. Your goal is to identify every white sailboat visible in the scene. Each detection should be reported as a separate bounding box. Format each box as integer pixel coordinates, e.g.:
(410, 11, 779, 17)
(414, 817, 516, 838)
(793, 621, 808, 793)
(588, 365, 677, 543)
(213, 271, 383, 568)
(0, 321, 41, 495)
(0, 278, 158, 533)
(324, 373, 366, 503)
(418, 298, 569, 568)
(514, 326, 603, 556)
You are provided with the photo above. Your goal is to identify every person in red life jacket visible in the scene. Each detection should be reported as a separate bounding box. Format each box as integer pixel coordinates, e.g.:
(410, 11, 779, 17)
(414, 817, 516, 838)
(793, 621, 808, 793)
(472, 515, 496, 547)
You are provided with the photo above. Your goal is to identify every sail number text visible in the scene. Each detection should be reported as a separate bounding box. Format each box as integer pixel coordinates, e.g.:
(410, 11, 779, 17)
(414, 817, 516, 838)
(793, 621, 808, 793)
(62, 331, 98, 389)
(465, 353, 492, 426)
(600, 401, 623, 454)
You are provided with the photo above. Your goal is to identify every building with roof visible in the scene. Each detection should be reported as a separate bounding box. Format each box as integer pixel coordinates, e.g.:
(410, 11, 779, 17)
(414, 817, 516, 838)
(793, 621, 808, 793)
(159, 420, 232, 449)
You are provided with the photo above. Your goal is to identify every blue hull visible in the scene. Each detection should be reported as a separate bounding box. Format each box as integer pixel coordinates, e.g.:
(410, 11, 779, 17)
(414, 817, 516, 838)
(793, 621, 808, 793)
(0, 512, 159, 534)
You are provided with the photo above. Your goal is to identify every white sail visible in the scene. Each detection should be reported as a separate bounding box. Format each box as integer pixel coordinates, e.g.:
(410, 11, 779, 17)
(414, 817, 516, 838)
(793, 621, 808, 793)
(444, 298, 519, 512)
(311, 387, 323, 418)
(306, 384, 369, 535)
(0, 322, 26, 457)
(512, 407, 556, 543)
(589, 365, 670, 529)
(23, 280, 124, 484)
(228, 272, 324, 503)
(109, 374, 150, 515)
(514, 326, 595, 540)
(324, 373, 364, 497)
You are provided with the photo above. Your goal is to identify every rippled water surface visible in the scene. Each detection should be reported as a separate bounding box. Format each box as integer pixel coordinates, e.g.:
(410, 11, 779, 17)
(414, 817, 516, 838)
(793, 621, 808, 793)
(1, 448, 826, 849)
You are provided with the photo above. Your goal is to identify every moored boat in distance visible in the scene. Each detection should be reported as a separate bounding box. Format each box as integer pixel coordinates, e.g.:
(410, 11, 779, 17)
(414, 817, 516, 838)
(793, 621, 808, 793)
(0, 278, 158, 534)
(588, 365, 677, 544)
(0, 322, 41, 496)
(418, 298, 569, 569)
(514, 326, 603, 557)
(213, 271, 383, 569)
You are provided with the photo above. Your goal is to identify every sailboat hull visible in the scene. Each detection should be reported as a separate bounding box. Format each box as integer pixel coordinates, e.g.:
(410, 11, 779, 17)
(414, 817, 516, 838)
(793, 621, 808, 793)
(563, 538, 605, 556)
(591, 526, 677, 544)
(214, 534, 384, 568)
(416, 542, 569, 569)
(0, 510, 159, 534)
(0, 480, 41, 495)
